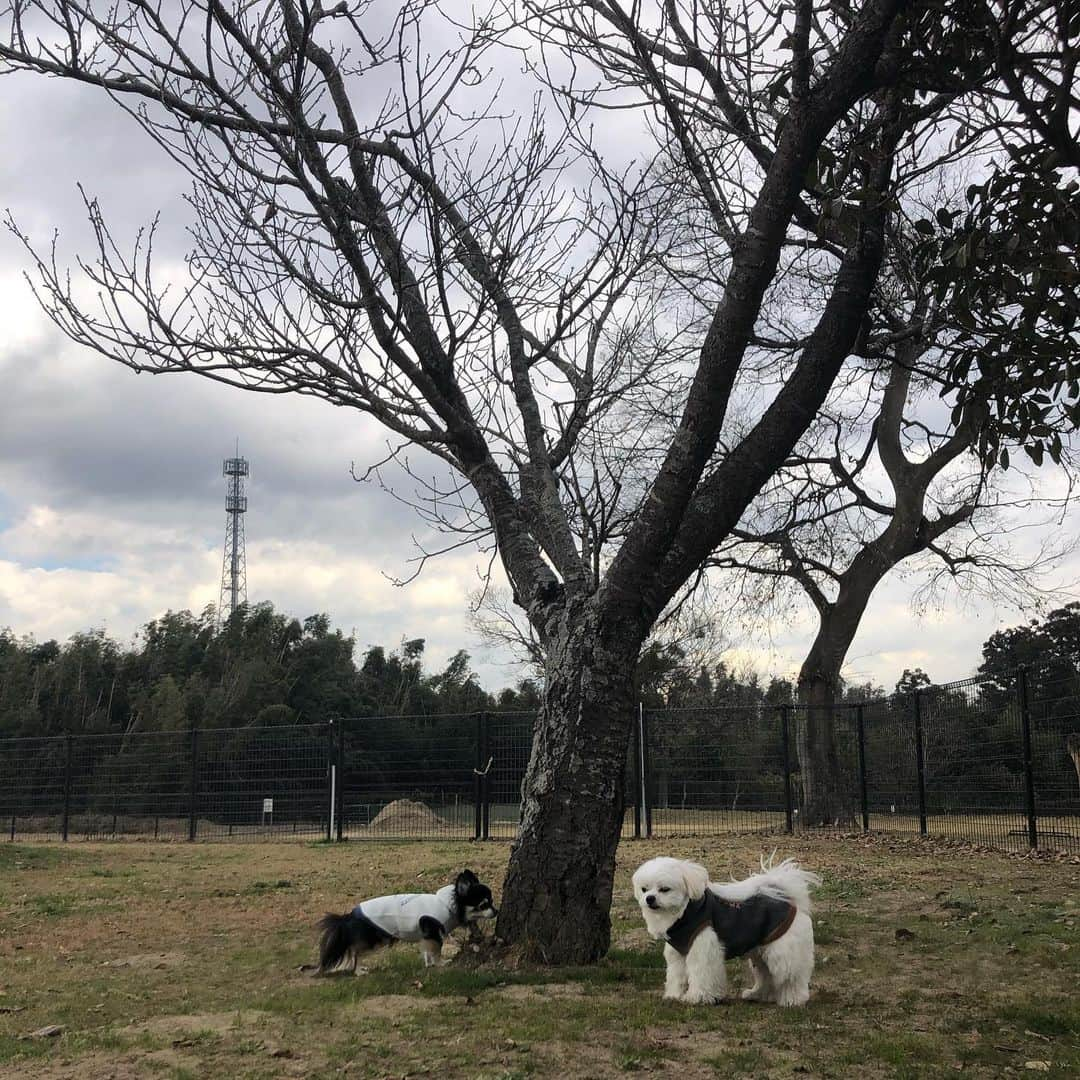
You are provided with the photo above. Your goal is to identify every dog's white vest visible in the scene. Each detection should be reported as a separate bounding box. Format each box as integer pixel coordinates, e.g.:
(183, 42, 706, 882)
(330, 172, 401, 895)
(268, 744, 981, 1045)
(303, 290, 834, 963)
(355, 884, 459, 941)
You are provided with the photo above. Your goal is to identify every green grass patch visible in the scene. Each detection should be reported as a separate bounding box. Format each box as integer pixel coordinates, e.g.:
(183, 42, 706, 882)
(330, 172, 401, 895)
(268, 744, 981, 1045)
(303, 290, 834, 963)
(27, 892, 77, 917)
(0, 844, 71, 872)
(244, 878, 295, 893)
(996, 1001, 1080, 1038)
(702, 1047, 768, 1073)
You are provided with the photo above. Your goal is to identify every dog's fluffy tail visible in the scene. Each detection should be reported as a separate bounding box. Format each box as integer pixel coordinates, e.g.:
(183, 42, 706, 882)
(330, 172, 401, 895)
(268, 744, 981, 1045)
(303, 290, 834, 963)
(711, 853, 821, 913)
(317, 912, 356, 971)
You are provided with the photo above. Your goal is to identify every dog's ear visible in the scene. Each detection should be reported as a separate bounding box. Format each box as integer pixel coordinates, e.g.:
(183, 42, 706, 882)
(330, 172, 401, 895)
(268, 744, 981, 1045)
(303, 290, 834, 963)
(456, 869, 479, 892)
(680, 861, 710, 900)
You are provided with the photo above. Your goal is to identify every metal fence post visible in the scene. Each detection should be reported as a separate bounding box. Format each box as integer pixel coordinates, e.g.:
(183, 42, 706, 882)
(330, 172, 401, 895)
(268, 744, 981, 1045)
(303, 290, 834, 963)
(473, 712, 483, 840)
(481, 711, 491, 841)
(639, 705, 653, 838)
(1016, 666, 1038, 850)
(632, 704, 643, 839)
(912, 690, 927, 837)
(188, 727, 199, 842)
(62, 735, 73, 842)
(336, 718, 345, 841)
(855, 704, 869, 832)
(326, 721, 334, 842)
(780, 705, 794, 834)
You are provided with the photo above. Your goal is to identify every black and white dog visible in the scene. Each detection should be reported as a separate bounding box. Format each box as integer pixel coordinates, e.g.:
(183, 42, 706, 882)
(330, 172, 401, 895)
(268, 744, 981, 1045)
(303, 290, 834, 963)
(309, 869, 498, 974)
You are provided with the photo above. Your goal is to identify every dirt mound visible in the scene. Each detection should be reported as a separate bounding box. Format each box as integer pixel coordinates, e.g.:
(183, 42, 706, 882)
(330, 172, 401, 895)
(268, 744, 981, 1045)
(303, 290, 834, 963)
(367, 799, 450, 834)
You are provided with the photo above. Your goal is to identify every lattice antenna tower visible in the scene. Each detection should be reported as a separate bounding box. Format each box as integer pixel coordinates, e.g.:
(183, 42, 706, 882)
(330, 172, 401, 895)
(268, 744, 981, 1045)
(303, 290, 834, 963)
(218, 448, 249, 627)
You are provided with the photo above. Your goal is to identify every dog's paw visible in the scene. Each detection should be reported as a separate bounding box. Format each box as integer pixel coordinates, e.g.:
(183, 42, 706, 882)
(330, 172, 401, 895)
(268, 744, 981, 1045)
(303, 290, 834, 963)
(741, 988, 771, 1002)
(682, 989, 723, 1006)
(775, 992, 809, 1007)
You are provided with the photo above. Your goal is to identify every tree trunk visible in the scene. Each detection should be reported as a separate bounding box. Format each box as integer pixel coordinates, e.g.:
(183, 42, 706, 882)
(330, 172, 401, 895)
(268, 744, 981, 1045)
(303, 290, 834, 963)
(796, 641, 857, 828)
(496, 613, 639, 964)
(1067, 734, 1080, 794)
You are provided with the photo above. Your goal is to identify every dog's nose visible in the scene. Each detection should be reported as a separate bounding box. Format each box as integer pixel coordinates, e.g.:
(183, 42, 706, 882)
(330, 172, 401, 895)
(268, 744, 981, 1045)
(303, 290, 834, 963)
(645, 894, 658, 908)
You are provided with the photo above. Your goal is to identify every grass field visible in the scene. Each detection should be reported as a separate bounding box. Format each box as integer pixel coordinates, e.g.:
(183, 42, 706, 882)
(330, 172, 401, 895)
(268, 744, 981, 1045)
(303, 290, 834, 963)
(0, 835, 1077, 1078)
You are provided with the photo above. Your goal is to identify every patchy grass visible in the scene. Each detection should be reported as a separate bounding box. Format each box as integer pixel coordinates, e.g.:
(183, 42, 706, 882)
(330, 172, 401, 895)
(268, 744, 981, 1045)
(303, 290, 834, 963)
(0, 836, 1076, 1078)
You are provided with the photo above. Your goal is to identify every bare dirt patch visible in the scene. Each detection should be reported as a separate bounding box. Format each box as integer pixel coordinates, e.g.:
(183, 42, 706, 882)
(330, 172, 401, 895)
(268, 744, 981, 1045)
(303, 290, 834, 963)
(342, 993, 445, 1019)
(102, 951, 186, 970)
(530, 1034, 724, 1079)
(527, 1038, 634, 1079)
(120, 1008, 269, 1038)
(0, 1048, 202, 1080)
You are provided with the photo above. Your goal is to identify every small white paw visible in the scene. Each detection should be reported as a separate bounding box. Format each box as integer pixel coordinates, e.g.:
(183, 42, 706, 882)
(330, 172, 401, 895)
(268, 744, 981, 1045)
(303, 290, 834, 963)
(682, 989, 722, 1005)
(775, 989, 810, 1007)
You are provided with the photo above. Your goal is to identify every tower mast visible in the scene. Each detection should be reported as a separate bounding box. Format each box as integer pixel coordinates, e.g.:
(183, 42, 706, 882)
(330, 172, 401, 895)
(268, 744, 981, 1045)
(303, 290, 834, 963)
(218, 447, 249, 626)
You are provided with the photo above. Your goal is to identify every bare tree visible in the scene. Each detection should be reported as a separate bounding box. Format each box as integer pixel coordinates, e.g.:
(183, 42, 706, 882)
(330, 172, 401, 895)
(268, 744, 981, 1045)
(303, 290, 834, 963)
(709, 219, 1076, 824)
(657, 0, 1080, 827)
(1, 0, 1040, 961)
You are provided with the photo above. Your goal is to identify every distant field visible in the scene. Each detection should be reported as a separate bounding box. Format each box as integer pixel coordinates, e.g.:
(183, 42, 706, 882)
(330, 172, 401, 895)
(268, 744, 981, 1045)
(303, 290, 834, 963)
(1, 834, 1077, 1078)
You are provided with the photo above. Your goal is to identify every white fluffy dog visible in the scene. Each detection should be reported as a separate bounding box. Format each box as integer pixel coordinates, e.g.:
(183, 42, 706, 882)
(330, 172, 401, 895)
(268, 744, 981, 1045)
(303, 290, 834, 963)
(632, 855, 820, 1006)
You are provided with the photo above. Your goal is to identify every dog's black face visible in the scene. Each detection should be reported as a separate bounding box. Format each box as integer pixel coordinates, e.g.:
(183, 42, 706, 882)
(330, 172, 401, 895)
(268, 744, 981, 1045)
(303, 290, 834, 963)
(454, 869, 498, 922)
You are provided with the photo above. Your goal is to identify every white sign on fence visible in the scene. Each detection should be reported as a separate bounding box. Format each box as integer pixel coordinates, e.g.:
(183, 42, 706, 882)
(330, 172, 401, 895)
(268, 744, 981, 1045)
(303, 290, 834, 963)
(263, 798, 274, 814)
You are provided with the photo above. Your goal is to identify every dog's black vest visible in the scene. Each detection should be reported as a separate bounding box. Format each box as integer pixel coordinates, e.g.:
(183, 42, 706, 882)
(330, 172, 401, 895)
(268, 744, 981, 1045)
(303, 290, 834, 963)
(664, 891, 797, 958)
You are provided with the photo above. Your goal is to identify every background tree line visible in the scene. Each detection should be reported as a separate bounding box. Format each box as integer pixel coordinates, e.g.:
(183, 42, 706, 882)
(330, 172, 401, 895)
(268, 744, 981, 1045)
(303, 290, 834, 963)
(0, 603, 543, 739)
(6, 599, 1076, 739)
(0, 599, 895, 742)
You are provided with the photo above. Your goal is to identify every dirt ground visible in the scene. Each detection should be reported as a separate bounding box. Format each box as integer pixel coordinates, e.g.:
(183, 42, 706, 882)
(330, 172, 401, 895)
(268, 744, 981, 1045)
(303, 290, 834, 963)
(0, 834, 1076, 1078)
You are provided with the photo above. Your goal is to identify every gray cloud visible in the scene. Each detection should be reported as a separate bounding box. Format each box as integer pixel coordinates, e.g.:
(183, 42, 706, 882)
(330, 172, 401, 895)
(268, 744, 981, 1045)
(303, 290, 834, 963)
(0, 30, 1075, 696)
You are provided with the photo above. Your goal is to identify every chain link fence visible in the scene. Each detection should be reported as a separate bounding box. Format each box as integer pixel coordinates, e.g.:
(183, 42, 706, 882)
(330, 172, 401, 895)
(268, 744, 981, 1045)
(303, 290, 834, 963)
(1, 667, 1077, 853)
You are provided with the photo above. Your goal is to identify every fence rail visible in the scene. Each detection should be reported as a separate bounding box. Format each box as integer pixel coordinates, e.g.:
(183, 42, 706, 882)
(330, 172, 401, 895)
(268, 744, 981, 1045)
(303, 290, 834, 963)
(1, 666, 1077, 853)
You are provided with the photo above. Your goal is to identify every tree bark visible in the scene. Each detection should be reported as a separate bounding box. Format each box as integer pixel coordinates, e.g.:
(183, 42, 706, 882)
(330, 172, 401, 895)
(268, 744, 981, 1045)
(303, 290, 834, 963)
(496, 608, 640, 963)
(796, 635, 859, 827)
(1067, 733, 1080, 794)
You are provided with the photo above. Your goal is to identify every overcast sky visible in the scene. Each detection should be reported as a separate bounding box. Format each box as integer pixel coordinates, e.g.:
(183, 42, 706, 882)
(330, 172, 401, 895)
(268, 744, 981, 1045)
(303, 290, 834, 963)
(1, 53, 1077, 695)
